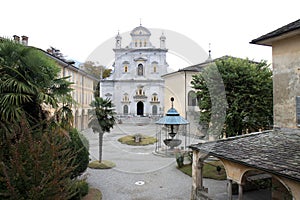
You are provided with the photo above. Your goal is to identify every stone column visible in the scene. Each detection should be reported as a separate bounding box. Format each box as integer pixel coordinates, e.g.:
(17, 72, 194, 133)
(227, 179, 232, 200)
(238, 183, 243, 200)
(191, 150, 207, 200)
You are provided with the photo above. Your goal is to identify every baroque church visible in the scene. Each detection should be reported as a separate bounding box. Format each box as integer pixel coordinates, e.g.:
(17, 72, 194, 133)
(100, 25, 168, 116)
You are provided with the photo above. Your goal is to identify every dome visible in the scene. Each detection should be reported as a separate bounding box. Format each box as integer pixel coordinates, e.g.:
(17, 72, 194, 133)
(130, 25, 151, 37)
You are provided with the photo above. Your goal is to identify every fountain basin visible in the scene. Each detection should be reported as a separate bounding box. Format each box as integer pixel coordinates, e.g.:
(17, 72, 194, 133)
(163, 139, 182, 149)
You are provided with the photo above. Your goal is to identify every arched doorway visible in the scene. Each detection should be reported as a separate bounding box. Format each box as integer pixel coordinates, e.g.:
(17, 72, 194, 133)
(123, 105, 129, 115)
(241, 170, 292, 199)
(152, 105, 158, 115)
(137, 101, 144, 116)
(188, 90, 197, 106)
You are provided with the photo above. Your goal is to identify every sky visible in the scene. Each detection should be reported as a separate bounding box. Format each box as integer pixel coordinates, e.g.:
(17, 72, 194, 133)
(1, 0, 299, 70)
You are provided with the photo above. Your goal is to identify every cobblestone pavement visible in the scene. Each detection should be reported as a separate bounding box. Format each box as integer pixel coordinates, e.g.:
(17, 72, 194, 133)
(81, 118, 262, 200)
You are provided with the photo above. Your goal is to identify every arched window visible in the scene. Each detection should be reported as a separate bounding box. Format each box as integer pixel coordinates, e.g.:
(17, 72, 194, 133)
(138, 64, 143, 76)
(123, 61, 129, 73)
(122, 93, 129, 102)
(188, 91, 197, 106)
(151, 93, 158, 102)
(144, 41, 147, 47)
(152, 61, 158, 73)
(140, 41, 142, 47)
(123, 105, 128, 115)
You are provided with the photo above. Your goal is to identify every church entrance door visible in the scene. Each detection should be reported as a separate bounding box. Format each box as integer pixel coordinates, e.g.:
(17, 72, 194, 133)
(137, 101, 144, 116)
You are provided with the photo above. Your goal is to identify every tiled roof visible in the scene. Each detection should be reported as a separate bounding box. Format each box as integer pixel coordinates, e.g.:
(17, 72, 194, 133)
(177, 55, 242, 72)
(190, 129, 300, 182)
(251, 19, 300, 45)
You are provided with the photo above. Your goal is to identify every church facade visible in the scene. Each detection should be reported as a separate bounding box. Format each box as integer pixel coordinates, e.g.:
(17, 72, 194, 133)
(100, 25, 168, 116)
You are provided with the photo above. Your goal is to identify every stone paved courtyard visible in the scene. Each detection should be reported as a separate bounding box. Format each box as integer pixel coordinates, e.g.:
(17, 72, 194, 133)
(81, 118, 267, 200)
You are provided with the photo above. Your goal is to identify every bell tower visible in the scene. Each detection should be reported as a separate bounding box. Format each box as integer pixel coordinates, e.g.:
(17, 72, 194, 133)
(160, 32, 166, 49)
(115, 31, 122, 49)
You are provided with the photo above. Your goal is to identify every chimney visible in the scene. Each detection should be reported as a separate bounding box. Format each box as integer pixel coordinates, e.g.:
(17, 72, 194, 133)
(21, 35, 28, 46)
(13, 35, 20, 43)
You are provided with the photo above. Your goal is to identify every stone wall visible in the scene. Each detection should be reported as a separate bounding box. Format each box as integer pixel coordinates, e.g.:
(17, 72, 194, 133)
(272, 35, 300, 129)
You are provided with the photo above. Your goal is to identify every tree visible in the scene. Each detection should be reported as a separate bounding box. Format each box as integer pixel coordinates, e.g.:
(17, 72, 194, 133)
(88, 97, 115, 162)
(192, 57, 273, 138)
(0, 120, 77, 200)
(0, 39, 73, 133)
(81, 61, 112, 79)
(0, 39, 88, 199)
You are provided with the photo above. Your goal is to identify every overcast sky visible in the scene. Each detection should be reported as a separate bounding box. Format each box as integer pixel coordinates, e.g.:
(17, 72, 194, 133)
(2, 0, 299, 69)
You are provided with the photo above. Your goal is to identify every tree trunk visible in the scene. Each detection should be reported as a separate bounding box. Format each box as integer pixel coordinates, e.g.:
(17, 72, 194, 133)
(99, 131, 104, 163)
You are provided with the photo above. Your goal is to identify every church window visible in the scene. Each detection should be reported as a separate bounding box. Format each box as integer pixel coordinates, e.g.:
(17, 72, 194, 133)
(152, 62, 158, 73)
(138, 64, 143, 76)
(144, 41, 147, 47)
(151, 93, 158, 102)
(135, 41, 138, 47)
(140, 41, 142, 47)
(123, 93, 129, 102)
(188, 91, 197, 106)
(136, 87, 145, 96)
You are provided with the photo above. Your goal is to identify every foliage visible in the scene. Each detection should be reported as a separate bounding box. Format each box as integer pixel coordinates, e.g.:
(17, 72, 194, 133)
(0, 121, 77, 200)
(178, 161, 227, 180)
(88, 160, 116, 169)
(176, 153, 184, 168)
(89, 97, 116, 134)
(0, 39, 86, 199)
(88, 97, 116, 162)
(117, 134, 157, 146)
(71, 179, 89, 200)
(82, 188, 102, 200)
(68, 128, 89, 179)
(0, 39, 73, 133)
(192, 57, 273, 137)
(81, 61, 112, 79)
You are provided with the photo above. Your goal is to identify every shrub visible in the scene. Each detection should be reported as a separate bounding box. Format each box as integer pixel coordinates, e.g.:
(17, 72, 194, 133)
(0, 121, 77, 200)
(118, 134, 157, 146)
(70, 179, 89, 200)
(68, 128, 89, 178)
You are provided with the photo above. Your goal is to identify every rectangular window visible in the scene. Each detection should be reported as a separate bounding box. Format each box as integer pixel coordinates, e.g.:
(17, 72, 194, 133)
(296, 96, 300, 127)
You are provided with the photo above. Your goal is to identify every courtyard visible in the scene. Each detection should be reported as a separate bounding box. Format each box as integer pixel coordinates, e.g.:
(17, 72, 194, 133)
(81, 117, 269, 200)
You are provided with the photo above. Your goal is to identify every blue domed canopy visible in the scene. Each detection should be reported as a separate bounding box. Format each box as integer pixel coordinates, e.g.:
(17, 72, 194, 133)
(156, 107, 189, 125)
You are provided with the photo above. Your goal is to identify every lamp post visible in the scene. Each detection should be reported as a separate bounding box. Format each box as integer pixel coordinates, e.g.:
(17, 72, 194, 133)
(155, 97, 189, 155)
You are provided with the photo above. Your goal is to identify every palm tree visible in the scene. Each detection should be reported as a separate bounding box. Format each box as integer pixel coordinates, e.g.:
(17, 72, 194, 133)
(88, 97, 115, 162)
(0, 39, 74, 137)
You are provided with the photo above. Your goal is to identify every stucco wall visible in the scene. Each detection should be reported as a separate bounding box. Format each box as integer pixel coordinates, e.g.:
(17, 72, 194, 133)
(272, 35, 300, 128)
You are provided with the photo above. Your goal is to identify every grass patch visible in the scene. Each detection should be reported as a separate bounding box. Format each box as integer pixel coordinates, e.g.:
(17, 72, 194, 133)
(118, 134, 157, 146)
(178, 161, 226, 180)
(82, 188, 102, 200)
(88, 160, 116, 169)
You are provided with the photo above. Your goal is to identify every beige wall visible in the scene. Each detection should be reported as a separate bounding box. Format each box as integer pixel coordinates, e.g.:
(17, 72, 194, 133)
(164, 71, 186, 116)
(58, 64, 96, 130)
(163, 71, 199, 117)
(272, 35, 300, 128)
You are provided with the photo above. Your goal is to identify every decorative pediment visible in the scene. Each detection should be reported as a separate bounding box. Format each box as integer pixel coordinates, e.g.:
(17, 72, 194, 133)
(134, 57, 147, 62)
